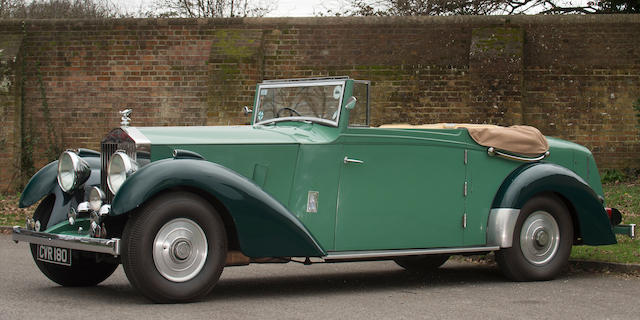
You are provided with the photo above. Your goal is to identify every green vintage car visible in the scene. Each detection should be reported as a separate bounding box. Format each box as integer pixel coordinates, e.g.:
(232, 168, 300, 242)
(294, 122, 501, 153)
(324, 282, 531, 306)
(13, 77, 635, 303)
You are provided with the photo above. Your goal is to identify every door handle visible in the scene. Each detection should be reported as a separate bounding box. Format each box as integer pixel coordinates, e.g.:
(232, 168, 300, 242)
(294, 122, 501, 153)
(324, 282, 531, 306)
(343, 156, 364, 164)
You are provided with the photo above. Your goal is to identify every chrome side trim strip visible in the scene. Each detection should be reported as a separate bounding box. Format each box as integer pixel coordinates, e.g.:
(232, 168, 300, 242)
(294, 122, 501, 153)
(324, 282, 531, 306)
(488, 147, 549, 163)
(487, 208, 520, 248)
(12, 227, 120, 256)
(324, 246, 499, 261)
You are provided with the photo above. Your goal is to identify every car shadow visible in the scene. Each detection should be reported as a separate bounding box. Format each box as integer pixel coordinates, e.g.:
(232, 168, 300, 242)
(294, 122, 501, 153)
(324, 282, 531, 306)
(34, 261, 586, 304)
(208, 262, 506, 301)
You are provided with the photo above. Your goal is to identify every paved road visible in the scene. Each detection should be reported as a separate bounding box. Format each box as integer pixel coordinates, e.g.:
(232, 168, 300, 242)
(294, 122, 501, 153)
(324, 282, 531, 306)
(1, 234, 639, 320)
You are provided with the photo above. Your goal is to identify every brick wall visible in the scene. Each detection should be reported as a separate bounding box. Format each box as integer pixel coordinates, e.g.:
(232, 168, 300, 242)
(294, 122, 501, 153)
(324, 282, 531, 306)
(0, 27, 23, 192)
(1, 15, 639, 191)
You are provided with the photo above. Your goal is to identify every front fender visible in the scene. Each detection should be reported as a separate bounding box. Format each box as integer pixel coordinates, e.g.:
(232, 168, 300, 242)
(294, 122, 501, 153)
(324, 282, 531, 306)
(111, 158, 326, 258)
(492, 162, 616, 245)
(19, 152, 101, 229)
(19, 161, 59, 208)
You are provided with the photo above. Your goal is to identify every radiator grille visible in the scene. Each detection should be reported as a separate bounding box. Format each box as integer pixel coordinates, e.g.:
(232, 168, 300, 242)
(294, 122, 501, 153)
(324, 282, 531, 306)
(101, 131, 136, 203)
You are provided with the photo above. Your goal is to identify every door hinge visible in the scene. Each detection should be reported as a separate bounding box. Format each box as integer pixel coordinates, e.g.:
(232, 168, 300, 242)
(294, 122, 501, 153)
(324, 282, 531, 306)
(463, 213, 467, 229)
(464, 150, 468, 165)
(463, 181, 468, 197)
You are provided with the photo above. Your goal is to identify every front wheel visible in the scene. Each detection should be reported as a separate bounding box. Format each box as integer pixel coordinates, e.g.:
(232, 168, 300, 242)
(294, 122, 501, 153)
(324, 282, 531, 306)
(29, 195, 118, 286)
(496, 194, 573, 281)
(121, 192, 227, 303)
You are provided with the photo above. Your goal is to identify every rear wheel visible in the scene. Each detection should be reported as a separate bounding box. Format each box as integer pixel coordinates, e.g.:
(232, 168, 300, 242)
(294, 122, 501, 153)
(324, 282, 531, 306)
(30, 195, 118, 286)
(121, 192, 227, 303)
(496, 194, 573, 281)
(394, 254, 449, 272)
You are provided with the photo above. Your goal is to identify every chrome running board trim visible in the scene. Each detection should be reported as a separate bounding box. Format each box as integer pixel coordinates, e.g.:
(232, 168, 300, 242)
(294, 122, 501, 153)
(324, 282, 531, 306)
(324, 246, 499, 261)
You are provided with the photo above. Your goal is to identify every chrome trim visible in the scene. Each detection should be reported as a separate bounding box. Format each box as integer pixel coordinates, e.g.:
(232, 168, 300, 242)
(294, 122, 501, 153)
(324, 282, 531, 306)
(123, 127, 151, 155)
(119, 109, 132, 127)
(258, 117, 339, 128)
(261, 76, 349, 83)
(343, 156, 364, 164)
(98, 204, 111, 216)
(107, 151, 138, 194)
(57, 150, 91, 193)
(614, 224, 636, 239)
(487, 208, 520, 248)
(488, 147, 550, 163)
(89, 187, 105, 212)
(253, 80, 345, 127)
(12, 226, 120, 256)
(77, 201, 91, 213)
(324, 246, 499, 261)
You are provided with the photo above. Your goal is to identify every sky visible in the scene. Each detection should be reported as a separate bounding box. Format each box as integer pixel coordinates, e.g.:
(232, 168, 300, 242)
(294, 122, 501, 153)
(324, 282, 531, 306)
(119, 0, 345, 17)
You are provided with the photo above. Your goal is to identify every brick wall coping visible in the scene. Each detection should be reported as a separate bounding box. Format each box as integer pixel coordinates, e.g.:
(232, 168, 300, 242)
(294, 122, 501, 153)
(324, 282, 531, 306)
(0, 14, 639, 28)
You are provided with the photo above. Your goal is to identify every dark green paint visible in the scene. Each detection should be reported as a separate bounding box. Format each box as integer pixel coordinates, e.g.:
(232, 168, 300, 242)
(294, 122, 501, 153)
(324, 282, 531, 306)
(19, 154, 100, 208)
(110, 158, 326, 258)
(21, 79, 618, 258)
(492, 162, 616, 245)
(19, 160, 59, 208)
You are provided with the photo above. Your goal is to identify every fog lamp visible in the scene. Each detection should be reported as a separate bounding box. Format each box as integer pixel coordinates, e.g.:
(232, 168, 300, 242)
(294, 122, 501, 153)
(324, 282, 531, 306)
(89, 187, 106, 212)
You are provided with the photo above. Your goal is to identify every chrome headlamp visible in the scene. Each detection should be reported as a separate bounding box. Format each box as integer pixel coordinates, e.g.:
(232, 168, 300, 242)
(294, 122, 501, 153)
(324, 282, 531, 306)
(107, 151, 138, 194)
(57, 150, 91, 193)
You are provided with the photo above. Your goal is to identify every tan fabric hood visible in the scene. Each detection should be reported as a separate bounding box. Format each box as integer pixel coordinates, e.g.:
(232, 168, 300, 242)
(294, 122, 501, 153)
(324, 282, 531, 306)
(378, 123, 549, 156)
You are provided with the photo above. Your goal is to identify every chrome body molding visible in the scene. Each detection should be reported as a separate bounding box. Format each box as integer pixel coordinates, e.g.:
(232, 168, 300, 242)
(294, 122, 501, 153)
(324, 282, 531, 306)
(487, 208, 521, 248)
(488, 147, 550, 163)
(12, 226, 120, 256)
(323, 246, 500, 261)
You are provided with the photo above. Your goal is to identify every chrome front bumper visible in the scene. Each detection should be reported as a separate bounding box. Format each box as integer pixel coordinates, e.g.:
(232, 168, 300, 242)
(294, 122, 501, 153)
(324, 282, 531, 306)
(12, 226, 121, 256)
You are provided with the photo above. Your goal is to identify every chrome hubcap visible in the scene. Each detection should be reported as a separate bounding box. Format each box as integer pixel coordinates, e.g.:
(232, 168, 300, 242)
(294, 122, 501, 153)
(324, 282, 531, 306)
(153, 218, 207, 282)
(520, 211, 560, 266)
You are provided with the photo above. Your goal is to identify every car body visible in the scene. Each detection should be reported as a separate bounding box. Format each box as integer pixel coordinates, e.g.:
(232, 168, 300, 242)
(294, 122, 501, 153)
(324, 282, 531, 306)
(13, 76, 635, 302)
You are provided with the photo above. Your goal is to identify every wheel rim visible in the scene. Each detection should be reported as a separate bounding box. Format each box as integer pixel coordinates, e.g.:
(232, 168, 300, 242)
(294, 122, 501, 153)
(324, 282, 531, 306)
(153, 218, 208, 282)
(520, 211, 560, 266)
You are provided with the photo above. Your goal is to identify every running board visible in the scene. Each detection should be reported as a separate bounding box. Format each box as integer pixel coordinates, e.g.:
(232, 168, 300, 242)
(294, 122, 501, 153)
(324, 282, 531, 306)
(324, 246, 500, 262)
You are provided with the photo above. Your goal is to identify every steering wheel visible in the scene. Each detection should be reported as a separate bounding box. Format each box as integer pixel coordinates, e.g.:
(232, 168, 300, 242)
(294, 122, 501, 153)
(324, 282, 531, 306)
(276, 107, 301, 118)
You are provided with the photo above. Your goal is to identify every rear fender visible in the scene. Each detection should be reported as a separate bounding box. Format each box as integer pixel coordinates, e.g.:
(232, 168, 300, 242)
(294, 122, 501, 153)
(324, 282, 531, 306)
(110, 158, 326, 258)
(490, 162, 616, 246)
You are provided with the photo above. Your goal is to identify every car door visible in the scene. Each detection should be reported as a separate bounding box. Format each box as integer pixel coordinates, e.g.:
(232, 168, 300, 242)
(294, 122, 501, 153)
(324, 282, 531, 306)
(334, 130, 467, 251)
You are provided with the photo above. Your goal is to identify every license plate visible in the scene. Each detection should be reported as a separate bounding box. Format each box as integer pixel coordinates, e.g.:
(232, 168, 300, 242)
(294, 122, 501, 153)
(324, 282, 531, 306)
(37, 245, 72, 266)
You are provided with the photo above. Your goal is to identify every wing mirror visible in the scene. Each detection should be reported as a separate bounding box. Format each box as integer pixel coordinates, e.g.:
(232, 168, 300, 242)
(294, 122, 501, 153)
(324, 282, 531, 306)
(344, 96, 357, 110)
(243, 106, 253, 116)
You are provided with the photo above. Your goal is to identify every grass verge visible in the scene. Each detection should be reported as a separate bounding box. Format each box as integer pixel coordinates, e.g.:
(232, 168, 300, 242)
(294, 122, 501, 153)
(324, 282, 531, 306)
(0, 193, 31, 229)
(570, 182, 640, 264)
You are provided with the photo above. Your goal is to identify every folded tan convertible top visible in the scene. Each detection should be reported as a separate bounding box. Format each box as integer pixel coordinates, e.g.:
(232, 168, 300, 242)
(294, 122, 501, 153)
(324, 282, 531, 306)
(378, 123, 549, 156)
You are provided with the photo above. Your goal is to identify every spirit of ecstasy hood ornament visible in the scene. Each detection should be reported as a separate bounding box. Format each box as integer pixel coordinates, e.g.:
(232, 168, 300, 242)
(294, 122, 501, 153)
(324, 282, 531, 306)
(120, 109, 132, 127)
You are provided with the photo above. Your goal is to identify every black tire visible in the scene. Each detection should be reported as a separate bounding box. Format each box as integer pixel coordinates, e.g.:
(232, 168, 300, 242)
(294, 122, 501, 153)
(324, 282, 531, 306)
(121, 192, 227, 303)
(495, 194, 573, 281)
(394, 254, 449, 272)
(29, 195, 118, 287)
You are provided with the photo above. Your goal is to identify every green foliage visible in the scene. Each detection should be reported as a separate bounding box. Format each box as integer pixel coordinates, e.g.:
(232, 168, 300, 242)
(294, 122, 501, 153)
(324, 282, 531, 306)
(602, 169, 628, 184)
(634, 98, 640, 127)
(571, 182, 640, 264)
(0, 0, 123, 19)
(35, 61, 62, 163)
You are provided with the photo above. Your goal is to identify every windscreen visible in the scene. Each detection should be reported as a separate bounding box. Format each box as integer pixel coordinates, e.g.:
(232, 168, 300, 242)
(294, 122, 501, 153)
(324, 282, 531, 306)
(255, 82, 344, 126)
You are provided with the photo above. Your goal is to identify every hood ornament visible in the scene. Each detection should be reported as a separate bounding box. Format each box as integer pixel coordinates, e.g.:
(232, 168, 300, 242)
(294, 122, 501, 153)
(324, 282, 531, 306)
(119, 109, 132, 127)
